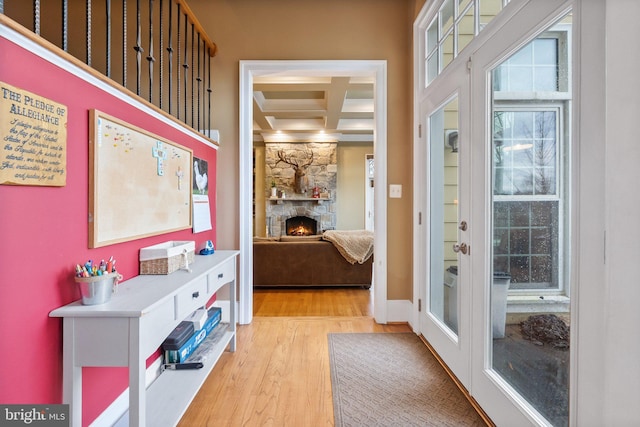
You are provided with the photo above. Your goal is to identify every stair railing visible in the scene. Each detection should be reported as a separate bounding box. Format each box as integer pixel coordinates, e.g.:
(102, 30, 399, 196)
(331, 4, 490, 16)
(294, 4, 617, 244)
(0, 0, 217, 140)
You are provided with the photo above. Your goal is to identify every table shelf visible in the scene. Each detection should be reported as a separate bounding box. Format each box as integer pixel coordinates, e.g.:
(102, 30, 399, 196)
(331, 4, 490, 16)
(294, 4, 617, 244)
(50, 251, 239, 427)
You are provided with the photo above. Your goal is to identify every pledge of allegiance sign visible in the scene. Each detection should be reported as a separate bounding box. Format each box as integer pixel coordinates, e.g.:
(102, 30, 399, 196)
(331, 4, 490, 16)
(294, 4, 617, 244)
(0, 82, 67, 186)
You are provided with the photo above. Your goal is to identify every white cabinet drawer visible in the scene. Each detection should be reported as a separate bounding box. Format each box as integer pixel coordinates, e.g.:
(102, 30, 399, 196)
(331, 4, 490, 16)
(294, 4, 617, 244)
(174, 275, 208, 319)
(208, 258, 235, 293)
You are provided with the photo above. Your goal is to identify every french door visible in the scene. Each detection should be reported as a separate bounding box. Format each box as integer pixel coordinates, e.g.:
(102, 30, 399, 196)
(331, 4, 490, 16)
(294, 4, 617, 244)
(415, 0, 573, 426)
(417, 60, 471, 386)
(469, 2, 573, 425)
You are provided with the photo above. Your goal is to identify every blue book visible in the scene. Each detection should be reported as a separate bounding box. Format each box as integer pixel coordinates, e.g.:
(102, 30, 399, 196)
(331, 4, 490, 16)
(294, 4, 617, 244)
(164, 307, 221, 363)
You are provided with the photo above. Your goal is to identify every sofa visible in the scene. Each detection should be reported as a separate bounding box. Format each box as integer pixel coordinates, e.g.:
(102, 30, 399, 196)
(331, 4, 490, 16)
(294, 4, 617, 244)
(253, 237, 373, 288)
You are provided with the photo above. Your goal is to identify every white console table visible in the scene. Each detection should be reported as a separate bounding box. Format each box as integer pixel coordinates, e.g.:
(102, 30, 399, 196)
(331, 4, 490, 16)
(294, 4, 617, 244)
(50, 251, 239, 427)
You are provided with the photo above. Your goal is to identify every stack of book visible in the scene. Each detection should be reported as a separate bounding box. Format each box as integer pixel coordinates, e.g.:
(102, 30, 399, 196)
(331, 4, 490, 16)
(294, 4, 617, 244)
(162, 306, 222, 363)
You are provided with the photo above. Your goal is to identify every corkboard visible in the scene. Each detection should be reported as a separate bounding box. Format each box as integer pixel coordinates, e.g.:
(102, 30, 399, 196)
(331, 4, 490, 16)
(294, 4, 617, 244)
(89, 110, 192, 248)
(0, 81, 67, 186)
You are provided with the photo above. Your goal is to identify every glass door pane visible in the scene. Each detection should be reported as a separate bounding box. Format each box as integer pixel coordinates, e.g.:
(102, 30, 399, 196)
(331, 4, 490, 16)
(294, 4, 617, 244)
(429, 97, 460, 334)
(489, 13, 572, 426)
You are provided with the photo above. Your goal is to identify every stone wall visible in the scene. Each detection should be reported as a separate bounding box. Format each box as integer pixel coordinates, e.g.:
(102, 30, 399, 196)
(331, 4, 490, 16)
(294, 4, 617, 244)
(265, 142, 337, 197)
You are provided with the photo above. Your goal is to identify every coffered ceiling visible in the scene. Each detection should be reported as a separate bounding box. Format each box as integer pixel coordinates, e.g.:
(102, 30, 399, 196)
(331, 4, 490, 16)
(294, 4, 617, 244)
(252, 75, 375, 144)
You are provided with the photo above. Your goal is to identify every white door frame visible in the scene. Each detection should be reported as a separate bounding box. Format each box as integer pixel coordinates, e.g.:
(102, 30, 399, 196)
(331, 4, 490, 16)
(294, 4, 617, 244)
(238, 60, 388, 324)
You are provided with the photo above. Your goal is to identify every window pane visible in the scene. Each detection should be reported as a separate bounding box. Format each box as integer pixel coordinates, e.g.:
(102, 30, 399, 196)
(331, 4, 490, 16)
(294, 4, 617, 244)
(427, 19, 438, 53)
(512, 111, 533, 138)
(495, 36, 559, 92)
(534, 38, 558, 64)
(493, 110, 558, 196)
(427, 53, 438, 85)
(512, 168, 534, 195)
(535, 67, 558, 90)
(440, 0, 455, 34)
(509, 67, 534, 91)
(536, 168, 556, 194)
(510, 43, 533, 66)
(479, 0, 505, 28)
(441, 31, 455, 70)
(535, 111, 556, 139)
(457, 4, 475, 54)
(492, 201, 559, 289)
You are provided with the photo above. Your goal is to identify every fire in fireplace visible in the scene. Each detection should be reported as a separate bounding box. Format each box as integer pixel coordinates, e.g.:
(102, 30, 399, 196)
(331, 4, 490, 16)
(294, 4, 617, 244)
(286, 216, 318, 236)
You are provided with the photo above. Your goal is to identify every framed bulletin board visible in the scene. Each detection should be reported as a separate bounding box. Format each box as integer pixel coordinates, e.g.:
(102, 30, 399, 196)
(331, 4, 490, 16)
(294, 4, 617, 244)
(89, 110, 193, 248)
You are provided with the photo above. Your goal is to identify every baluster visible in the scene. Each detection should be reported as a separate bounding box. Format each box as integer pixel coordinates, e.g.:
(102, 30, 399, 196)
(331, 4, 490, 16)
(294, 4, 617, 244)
(62, 0, 68, 51)
(106, 0, 111, 78)
(176, 3, 181, 120)
(190, 23, 195, 128)
(147, 0, 155, 103)
(207, 52, 212, 138)
(183, 14, 189, 123)
(86, 0, 92, 66)
(134, 0, 143, 96)
(196, 34, 202, 132)
(122, 0, 127, 87)
(167, 0, 174, 115)
(34, 0, 40, 35)
(159, 0, 164, 110)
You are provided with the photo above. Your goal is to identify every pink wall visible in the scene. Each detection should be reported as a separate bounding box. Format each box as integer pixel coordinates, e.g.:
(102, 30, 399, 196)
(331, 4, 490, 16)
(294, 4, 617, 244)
(0, 36, 217, 425)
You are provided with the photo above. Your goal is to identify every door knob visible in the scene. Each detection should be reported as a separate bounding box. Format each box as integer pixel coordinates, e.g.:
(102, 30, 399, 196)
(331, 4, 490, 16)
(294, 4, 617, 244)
(459, 221, 467, 231)
(453, 242, 468, 255)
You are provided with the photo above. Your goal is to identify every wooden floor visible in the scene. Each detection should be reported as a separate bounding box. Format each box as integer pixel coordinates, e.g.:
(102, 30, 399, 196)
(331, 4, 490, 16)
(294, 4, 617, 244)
(252, 287, 375, 317)
(178, 287, 411, 426)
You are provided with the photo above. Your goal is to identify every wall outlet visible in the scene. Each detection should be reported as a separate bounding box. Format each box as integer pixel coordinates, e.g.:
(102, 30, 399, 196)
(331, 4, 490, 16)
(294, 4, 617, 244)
(389, 184, 402, 198)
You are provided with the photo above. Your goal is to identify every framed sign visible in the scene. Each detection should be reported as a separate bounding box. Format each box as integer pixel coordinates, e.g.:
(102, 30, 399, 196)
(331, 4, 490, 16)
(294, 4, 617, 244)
(89, 110, 192, 248)
(0, 81, 67, 186)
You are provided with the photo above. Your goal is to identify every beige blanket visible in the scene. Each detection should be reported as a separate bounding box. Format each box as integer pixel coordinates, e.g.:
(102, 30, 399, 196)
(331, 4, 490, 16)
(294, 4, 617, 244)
(322, 230, 374, 264)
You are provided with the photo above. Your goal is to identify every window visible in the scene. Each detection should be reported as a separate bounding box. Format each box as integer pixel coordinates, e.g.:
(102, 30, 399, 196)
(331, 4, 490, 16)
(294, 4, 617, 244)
(425, 0, 511, 86)
(491, 25, 571, 292)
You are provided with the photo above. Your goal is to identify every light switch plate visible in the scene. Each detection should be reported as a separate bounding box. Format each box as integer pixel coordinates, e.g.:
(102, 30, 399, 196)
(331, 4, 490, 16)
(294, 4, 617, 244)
(389, 184, 402, 198)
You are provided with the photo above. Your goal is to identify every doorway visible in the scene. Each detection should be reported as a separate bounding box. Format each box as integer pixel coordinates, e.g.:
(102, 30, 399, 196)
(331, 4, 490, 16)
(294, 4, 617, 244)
(238, 60, 388, 325)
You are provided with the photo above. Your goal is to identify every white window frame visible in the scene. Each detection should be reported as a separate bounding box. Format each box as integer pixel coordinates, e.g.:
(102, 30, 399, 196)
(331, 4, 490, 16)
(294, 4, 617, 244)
(491, 23, 571, 295)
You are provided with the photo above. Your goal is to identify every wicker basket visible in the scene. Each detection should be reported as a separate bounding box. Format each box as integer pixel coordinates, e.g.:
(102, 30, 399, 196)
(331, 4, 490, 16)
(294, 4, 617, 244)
(139, 241, 195, 275)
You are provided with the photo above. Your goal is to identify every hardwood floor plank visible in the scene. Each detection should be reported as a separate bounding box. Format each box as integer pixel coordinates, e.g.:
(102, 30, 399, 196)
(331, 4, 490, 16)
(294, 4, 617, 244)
(179, 314, 410, 426)
(253, 287, 373, 317)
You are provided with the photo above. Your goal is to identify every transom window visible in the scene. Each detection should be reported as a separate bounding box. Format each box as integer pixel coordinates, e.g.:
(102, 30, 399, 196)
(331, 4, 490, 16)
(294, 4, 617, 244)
(425, 0, 511, 86)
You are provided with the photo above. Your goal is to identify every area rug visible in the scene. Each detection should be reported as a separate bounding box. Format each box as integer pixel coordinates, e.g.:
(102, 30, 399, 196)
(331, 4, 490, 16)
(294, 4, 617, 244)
(328, 333, 486, 426)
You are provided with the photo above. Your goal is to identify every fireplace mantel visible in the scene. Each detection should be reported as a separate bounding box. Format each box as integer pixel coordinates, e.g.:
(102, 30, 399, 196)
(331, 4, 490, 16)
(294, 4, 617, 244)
(268, 197, 330, 205)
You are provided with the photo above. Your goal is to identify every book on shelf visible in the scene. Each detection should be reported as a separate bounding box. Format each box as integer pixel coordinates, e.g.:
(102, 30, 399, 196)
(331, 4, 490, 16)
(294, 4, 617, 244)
(163, 306, 221, 363)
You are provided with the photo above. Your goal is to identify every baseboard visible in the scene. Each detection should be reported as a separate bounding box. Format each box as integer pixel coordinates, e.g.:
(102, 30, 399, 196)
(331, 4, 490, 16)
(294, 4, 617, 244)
(89, 357, 164, 427)
(386, 299, 412, 323)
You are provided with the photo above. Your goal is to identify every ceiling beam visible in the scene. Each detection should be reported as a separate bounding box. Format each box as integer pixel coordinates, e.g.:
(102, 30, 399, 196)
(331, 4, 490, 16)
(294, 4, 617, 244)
(253, 99, 272, 130)
(324, 77, 351, 130)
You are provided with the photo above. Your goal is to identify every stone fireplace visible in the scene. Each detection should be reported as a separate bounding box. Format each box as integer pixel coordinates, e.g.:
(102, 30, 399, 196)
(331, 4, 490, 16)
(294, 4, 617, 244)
(265, 142, 337, 237)
(266, 201, 334, 237)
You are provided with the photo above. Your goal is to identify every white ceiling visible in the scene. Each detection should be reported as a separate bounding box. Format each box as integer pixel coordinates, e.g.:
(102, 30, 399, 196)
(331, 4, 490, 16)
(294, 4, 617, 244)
(252, 75, 374, 144)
